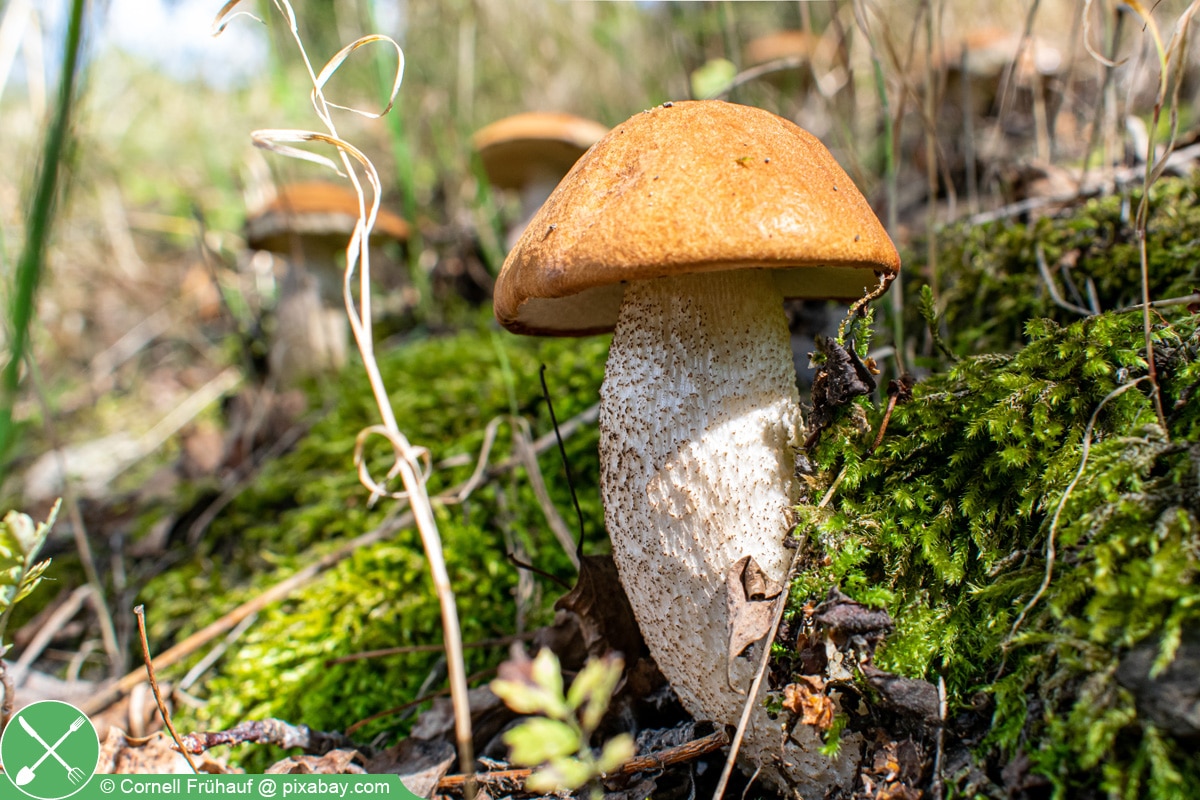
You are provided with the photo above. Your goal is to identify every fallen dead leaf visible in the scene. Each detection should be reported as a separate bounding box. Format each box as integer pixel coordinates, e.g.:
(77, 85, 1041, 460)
(366, 738, 455, 799)
(782, 676, 835, 731)
(266, 749, 367, 774)
(553, 555, 645, 663)
(725, 555, 784, 687)
(813, 587, 894, 638)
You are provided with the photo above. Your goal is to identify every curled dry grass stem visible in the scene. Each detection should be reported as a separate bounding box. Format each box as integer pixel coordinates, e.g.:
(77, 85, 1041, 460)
(214, 1, 475, 786)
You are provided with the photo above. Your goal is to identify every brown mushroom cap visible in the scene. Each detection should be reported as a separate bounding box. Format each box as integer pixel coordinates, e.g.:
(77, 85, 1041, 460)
(493, 100, 900, 336)
(246, 181, 410, 257)
(743, 30, 820, 67)
(472, 112, 610, 191)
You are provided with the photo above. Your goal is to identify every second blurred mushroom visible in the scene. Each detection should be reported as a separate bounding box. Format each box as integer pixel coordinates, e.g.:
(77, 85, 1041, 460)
(472, 112, 608, 251)
(245, 181, 410, 383)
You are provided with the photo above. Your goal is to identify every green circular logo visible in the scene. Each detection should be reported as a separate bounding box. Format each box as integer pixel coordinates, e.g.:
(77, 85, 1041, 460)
(1, 701, 99, 799)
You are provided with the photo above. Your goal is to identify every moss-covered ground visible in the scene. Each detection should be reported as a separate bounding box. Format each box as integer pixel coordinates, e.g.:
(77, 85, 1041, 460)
(142, 321, 608, 763)
(792, 177, 1200, 798)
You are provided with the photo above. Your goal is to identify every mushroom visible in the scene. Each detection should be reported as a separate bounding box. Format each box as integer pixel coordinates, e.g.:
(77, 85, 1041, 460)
(471, 112, 609, 250)
(245, 181, 410, 382)
(743, 29, 821, 89)
(493, 100, 899, 793)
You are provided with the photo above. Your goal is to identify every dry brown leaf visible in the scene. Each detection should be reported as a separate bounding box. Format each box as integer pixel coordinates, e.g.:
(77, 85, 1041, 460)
(781, 677, 835, 731)
(266, 749, 367, 774)
(725, 555, 784, 674)
(553, 554, 644, 663)
(813, 587, 893, 637)
(366, 739, 455, 799)
(861, 665, 940, 723)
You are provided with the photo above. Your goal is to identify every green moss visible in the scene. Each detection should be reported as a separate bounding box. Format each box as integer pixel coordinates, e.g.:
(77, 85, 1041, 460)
(903, 175, 1200, 362)
(144, 321, 609, 762)
(795, 308, 1200, 797)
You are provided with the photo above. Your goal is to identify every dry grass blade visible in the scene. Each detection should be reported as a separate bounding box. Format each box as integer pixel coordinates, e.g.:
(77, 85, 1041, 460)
(216, 2, 476, 787)
(312, 35, 404, 119)
(1127, 0, 1200, 431)
(1081, 0, 1133, 68)
(209, 0, 263, 36)
(247, 129, 352, 176)
(134, 605, 200, 775)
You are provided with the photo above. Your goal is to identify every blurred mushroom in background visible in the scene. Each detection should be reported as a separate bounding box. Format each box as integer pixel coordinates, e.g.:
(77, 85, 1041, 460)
(742, 29, 820, 90)
(471, 111, 608, 251)
(245, 181, 410, 383)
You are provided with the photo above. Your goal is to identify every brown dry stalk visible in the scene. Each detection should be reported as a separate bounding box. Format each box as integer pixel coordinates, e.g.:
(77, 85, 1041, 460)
(134, 605, 200, 774)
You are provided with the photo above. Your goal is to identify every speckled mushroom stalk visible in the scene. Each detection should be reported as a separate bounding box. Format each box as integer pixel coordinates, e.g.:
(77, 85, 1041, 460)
(493, 100, 900, 795)
(599, 269, 800, 717)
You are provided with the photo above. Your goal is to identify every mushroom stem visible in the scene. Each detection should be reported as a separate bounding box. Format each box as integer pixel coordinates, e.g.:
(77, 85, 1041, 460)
(598, 269, 802, 723)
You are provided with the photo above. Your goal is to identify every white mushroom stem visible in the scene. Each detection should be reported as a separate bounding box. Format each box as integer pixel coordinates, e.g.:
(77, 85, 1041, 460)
(598, 269, 802, 723)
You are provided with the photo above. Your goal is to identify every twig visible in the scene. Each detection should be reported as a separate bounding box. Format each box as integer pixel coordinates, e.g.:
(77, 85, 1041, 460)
(1115, 291, 1200, 312)
(178, 718, 355, 756)
(869, 375, 913, 455)
(437, 728, 730, 790)
(1035, 243, 1092, 316)
(134, 605, 200, 774)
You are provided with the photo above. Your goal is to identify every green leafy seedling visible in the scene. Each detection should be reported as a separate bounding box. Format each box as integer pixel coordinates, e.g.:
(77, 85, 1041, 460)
(492, 649, 635, 798)
(0, 500, 59, 656)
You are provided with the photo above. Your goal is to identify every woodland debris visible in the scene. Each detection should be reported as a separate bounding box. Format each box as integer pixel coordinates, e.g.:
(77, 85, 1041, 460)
(368, 738, 456, 798)
(267, 749, 368, 775)
(177, 718, 355, 755)
(98, 730, 232, 775)
(813, 587, 894, 640)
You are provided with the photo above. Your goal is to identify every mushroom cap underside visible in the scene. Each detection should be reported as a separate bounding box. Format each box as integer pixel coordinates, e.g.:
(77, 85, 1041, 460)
(473, 112, 610, 191)
(493, 100, 900, 336)
(246, 181, 410, 255)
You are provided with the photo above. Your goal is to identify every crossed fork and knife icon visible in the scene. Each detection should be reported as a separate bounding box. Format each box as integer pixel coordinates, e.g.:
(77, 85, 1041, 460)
(13, 715, 88, 787)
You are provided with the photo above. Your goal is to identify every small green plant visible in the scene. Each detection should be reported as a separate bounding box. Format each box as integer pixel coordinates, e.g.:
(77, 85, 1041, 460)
(491, 649, 635, 797)
(0, 501, 58, 655)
